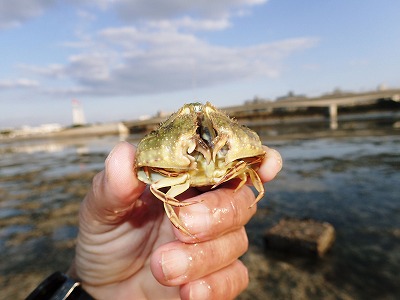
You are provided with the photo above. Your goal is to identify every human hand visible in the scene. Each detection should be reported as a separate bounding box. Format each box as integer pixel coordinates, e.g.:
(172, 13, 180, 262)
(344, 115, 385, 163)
(67, 142, 282, 299)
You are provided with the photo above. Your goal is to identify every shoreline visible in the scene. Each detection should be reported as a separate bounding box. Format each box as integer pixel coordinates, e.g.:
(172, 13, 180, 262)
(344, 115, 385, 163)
(0, 128, 398, 153)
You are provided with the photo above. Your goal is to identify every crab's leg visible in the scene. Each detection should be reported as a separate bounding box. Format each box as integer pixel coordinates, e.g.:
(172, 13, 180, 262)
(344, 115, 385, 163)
(191, 135, 212, 164)
(234, 172, 248, 192)
(151, 186, 196, 207)
(212, 160, 265, 207)
(164, 202, 196, 238)
(211, 133, 228, 162)
(212, 160, 247, 189)
(150, 174, 200, 207)
(166, 181, 190, 199)
(247, 168, 265, 208)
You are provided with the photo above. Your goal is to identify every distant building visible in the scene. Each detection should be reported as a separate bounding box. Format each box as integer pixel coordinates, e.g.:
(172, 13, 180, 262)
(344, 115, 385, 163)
(377, 83, 388, 91)
(244, 96, 272, 105)
(5, 123, 63, 138)
(72, 99, 86, 126)
(276, 91, 307, 102)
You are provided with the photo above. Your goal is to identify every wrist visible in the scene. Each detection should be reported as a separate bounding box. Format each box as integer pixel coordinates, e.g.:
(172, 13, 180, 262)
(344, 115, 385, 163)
(26, 272, 94, 300)
(66, 260, 79, 280)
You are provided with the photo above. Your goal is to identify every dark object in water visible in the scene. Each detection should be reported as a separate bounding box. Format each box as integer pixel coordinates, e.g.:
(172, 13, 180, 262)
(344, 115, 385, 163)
(264, 218, 336, 257)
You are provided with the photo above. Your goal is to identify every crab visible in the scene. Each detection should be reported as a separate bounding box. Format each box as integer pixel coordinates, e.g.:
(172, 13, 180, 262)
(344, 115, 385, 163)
(135, 102, 266, 237)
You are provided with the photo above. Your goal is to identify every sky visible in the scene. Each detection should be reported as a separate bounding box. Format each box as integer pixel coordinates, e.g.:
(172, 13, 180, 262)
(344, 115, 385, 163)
(1, 0, 399, 128)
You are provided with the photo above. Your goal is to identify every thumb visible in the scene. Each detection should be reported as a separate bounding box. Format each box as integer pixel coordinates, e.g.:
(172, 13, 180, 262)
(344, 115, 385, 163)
(80, 141, 146, 228)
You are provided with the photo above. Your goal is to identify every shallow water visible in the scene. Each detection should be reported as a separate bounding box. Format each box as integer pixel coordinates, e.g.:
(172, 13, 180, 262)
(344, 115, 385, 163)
(245, 134, 400, 298)
(0, 132, 399, 298)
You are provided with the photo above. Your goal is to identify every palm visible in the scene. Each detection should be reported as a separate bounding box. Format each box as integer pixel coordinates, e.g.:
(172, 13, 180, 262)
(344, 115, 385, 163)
(75, 186, 187, 299)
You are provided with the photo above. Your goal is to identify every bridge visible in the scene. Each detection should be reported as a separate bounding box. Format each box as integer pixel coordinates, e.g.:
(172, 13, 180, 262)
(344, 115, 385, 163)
(124, 89, 400, 132)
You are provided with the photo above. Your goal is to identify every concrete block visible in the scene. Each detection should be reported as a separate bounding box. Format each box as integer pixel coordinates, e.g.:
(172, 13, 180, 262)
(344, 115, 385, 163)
(264, 218, 335, 257)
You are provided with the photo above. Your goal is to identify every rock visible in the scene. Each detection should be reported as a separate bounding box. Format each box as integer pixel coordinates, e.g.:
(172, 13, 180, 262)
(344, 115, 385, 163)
(264, 218, 335, 257)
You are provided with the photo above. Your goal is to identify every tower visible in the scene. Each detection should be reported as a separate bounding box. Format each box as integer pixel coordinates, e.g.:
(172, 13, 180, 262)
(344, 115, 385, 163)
(72, 99, 86, 126)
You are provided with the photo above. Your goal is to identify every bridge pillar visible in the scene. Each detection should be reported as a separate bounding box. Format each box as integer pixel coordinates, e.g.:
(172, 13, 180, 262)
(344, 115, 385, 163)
(329, 104, 338, 130)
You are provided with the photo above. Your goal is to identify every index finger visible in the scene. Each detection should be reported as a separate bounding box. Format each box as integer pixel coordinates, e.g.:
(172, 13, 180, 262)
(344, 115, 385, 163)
(174, 183, 257, 242)
(174, 146, 282, 242)
(258, 146, 283, 182)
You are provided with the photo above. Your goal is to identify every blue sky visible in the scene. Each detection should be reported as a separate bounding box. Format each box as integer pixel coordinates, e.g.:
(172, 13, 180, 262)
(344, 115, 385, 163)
(1, 0, 399, 128)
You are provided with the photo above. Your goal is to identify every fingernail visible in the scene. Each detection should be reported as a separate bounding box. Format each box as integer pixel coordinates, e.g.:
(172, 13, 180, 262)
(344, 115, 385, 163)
(190, 280, 211, 300)
(180, 203, 211, 234)
(161, 249, 191, 281)
(270, 148, 283, 170)
(105, 143, 119, 166)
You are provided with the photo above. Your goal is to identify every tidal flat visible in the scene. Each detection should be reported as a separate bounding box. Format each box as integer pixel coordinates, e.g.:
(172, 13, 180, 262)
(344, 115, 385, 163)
(1, 133, 399, 299)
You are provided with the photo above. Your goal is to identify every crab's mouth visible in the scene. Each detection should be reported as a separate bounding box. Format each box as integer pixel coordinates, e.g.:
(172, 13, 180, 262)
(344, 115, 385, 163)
(196, 111, 215, 147)
(195, 110, 230, 160)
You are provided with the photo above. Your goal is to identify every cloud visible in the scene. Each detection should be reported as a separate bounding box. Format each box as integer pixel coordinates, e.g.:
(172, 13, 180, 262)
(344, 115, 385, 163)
(0, 0, 266, 30)
(0, 0, 55, 29)
(146, 16, 232, 31)
(4, 0, 318, 99)
(0, 78, 39, 89)
(30, 24, 317, 97)
(111, 0, 268, 21)
(85, 0, 264, 33)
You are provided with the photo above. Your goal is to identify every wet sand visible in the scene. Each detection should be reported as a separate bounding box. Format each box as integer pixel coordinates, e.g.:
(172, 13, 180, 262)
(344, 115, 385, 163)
(1, 133, 400, 299)
(0, 167, 354, 299)
(0, 171, 95, 299)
